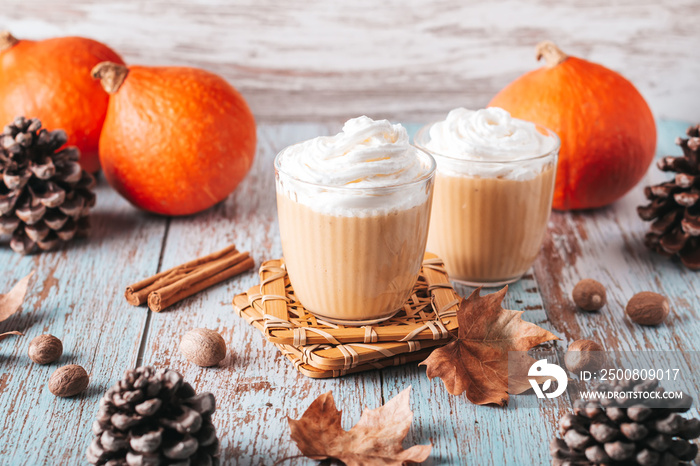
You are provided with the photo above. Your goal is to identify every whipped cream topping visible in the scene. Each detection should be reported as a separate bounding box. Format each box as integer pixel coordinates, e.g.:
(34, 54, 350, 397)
(276, 116, 434, 216)
(278, 116, 425, 187)
(421, 107, 558, 180)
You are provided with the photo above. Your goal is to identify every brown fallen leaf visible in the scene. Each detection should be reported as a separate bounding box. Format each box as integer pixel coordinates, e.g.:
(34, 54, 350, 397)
(420, 286, 559, 406)
(0, 271, 34, 322)
(0, 331, 23, 342)
(288, 387, 431, 466)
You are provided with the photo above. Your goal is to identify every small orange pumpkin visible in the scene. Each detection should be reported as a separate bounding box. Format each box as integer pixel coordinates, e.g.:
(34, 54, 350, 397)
(93, 62, 256, 216)
(489, 41, 656, 210)
(0, 31, 124, 173)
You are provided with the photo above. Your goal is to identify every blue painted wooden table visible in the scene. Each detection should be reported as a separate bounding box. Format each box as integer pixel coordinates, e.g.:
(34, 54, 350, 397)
(0, 120, 697, 465)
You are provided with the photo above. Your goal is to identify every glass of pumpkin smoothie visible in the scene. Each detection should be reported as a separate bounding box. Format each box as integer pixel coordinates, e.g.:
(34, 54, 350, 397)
(415, 107, 559, 286)
(275, 116, 436, 325)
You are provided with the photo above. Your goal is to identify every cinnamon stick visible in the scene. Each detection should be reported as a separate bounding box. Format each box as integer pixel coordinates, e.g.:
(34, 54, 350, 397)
(125, 244, 239, 305)
(125, 244, 254, 313)
(149, 256, 255, 312)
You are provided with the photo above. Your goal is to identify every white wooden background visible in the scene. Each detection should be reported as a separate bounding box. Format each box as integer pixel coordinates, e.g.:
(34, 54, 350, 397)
(0, 0, 698, 123)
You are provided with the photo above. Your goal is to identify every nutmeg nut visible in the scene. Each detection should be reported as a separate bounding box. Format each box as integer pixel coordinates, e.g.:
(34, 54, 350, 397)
(48, 364, 89, 397)
(564, 339, 605, 374)
(28, 334, 63, 364)
(572, 279, 607, 311)
(626, 291, 669, 325)
(180, 328, 227, 367)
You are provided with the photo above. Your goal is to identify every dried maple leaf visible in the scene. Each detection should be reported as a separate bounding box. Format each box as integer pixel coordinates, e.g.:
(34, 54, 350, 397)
(420, 286, 559, 406)
(0, 271, 34, 322)
(288, 386, 431, 466)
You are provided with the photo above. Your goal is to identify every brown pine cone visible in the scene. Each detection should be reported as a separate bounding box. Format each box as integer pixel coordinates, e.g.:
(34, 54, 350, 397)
(552, 378, 700, 465)
(86, 366, 219, 466)
(638, 124, 700, 270)
(0, 116, 95, 254)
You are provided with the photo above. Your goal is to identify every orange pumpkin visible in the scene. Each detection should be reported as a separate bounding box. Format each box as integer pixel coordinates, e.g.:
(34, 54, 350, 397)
(0, 31, 124, 173)
(93, 62, 256, 216)
(489, 41, 656, 210)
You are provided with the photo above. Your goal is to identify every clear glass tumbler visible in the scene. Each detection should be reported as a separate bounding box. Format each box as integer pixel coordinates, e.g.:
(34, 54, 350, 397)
(275, 146, 436, 325)
(415, 124, 559, 286)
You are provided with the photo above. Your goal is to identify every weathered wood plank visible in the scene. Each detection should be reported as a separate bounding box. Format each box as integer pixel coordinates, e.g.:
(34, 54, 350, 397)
(0, 0, 698, 122)
(0, 181, 167, 463)
(533, 120, 700, 410)
(0, 120, 696, 465)
(535, 119, 697, 348)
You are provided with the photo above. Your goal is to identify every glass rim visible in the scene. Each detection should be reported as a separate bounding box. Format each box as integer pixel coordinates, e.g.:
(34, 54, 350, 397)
(414, 121, 561, 165)
(274, 143, 437, 192)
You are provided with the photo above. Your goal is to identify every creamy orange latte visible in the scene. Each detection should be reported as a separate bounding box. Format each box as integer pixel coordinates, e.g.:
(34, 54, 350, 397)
(416, 108, 559, 286)
(275, 117, 435, 324)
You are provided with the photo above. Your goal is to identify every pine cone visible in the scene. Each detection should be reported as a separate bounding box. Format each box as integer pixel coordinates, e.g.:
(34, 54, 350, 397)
(86, 366, 219, 466)
(551, 378, 700, 465)
(638, 124, 700, 270)
(0, 116, 96, 254)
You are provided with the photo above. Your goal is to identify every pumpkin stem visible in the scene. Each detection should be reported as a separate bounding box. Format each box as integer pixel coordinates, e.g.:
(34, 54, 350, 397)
(536, 41, 568, 67)
(0, 31, 19, 52)
(91, 61, 129, 94)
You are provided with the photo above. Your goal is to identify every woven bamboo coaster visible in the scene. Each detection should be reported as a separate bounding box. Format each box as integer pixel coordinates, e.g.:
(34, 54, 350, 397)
(231, 253, 461, 378)
(233, 293, 439, 378)
(278, 346, 436, 379)
(233, 293, 446, 371)
(248, 253, 461, 346)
